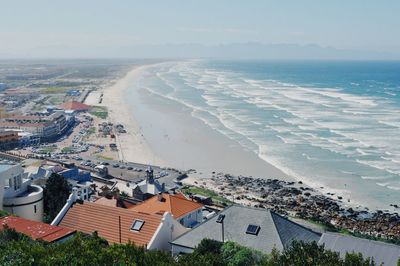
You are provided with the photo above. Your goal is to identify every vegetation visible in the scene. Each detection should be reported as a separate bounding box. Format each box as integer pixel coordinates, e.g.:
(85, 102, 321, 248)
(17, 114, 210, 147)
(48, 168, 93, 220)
(38, 145, 57, 154)
(181, 185, 232, 206)
(47, 96, 64, 105)
(42, 86, 70, 93)
(0, 229, 382, 266)
(96, 154, 114, 161)
(82, 126, 96, 141)
(61, 146, 74, 153)
(90, 106, 108, 119)
(43, 173, 71, 223)
(0, 210, 10, 218)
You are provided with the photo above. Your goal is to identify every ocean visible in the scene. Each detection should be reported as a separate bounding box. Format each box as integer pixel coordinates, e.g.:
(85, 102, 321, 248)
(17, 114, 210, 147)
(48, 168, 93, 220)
(129, 60, 400, 209)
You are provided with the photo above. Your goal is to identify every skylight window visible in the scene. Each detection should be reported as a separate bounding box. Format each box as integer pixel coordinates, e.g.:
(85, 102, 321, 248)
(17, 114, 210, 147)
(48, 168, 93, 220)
(216, 214, 225, 223)
(246, 224, 260, 235)
(131, 220, 145, 231)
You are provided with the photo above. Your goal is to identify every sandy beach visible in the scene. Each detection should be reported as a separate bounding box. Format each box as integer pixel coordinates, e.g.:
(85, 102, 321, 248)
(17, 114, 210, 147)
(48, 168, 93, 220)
(84, 62, 395, 210)
(86, 63, 289, 182)
(86, 64, 166, 166)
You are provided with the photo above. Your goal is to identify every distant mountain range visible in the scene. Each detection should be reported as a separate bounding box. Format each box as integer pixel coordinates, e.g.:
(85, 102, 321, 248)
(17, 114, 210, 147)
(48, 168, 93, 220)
(2, 43, 399, 60)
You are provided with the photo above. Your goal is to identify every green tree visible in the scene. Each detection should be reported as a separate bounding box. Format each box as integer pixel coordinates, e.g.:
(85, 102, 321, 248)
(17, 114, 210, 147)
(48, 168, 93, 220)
(0, 227, 380, 266)
(196, 238, 223, 255)
(43, 173, 70, 222)
(261, 241, 375, 266)
(221, 241, 262, 266)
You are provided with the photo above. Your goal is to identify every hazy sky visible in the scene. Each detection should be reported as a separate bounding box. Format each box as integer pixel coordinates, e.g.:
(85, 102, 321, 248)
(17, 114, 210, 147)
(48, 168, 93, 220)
(1, 0, 399, 57)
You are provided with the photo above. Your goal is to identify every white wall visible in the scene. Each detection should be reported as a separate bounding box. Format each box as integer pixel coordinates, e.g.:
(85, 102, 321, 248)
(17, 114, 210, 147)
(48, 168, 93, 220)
(147, 212, 188, 251)
(0, 164, 23, 208)
(3, 185, 44, 222)
(51, 188, 78, 226)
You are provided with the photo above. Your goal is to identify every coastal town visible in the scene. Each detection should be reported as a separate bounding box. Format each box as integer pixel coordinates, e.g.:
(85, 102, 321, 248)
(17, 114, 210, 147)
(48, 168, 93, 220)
(0, 61, 399, 265)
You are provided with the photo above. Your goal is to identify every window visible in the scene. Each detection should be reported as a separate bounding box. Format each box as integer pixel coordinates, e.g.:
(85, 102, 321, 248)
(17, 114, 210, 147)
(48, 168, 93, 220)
(246, 224, 260, 235)
(188, 213, 192, 219)
(4, 178, 11, 189)
(216, 214, 225, 223)
(179, 219, 184, 225)
(13, 176, 18, 190)
(131, 220, 145, 231)
(34, 205, 37, 213)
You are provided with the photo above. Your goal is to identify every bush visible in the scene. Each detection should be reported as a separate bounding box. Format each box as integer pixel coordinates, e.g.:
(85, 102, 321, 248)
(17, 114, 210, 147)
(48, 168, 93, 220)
(0, 228, 384, 266)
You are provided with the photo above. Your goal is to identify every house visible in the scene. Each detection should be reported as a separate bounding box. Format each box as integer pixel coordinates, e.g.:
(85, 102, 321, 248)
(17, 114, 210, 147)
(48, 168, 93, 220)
(0, 112, 70, 142)
(52, 189, 187, 251)
(58, 167, 93, 200)
(131, 167, 166, 200)
(129, 193, 203, 228)
(171, 205, 321, 255)
(0, 216, 75, 243)
(57, 101, 90, 112)
(319, 233, 400, 266)
(0, 163, 43, 222)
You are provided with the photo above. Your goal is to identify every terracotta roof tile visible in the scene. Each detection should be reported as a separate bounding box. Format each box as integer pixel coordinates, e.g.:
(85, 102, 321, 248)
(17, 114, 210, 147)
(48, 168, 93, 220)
(0, 216, 75, 242)
(129, 193, 203, 219)
(59, 201, 162, 246)
(94, 197, 117, 207)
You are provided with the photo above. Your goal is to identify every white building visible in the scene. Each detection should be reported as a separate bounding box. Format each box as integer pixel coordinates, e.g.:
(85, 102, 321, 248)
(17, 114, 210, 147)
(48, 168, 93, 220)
(0, 164, 43, 222)
(129, 193, 204, 228)
(52, 189, 188, 251)
(131, 167, 166, 200)
(67, 179, 93, 201)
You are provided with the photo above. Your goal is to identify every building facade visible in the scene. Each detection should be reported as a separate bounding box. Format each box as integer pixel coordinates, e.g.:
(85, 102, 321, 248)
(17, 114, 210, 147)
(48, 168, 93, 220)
(0, 111, 71, 142)
(0, 164, 44, 222)
(0, 130, 19, 150)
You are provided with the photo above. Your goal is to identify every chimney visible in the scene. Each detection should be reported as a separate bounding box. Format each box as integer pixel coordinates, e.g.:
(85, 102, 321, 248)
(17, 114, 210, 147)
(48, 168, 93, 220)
(157, 193, 164, 202)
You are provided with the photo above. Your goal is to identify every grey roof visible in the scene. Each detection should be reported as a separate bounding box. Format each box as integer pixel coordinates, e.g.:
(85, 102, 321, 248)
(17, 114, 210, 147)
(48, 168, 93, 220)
(171, 205, 321, 253)
(319, 233, 400, 266)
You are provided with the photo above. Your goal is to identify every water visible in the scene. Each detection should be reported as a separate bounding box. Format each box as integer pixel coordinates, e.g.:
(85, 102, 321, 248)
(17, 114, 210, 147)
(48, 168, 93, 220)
(133, 60, 400, 209)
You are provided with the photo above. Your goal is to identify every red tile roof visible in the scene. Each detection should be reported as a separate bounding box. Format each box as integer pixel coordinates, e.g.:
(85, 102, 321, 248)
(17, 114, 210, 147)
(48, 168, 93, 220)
(129, 193, 203, 219)
(59, 201, 162, 246)
(0, 216, 75, 242)
(94, 197, 118, 207)
(57, 101, 90, 111)
(94, 197, 137, 209)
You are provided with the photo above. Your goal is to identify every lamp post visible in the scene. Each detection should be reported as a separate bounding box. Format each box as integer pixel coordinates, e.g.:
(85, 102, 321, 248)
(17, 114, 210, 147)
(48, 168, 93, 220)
(216, 214, 225, 243)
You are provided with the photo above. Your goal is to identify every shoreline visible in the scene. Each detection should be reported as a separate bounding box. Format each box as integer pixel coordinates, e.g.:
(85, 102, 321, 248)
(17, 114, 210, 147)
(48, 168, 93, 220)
(182, 173, 400, 240)
(91, 62, 395, 211)
(126, 66, 290, 180)
(89, 64, 166, 166)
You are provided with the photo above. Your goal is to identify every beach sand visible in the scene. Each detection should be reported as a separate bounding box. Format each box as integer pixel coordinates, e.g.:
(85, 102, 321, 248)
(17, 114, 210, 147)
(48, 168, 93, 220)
(124, 65, 289, 180)
(91, 65, 166, 166)
(86, 63, 383, 210)
(91, 63, 288, 181)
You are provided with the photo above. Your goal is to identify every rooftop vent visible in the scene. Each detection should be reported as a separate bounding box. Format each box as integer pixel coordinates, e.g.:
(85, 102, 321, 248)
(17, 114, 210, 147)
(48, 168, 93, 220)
(131, 219, 145, 231)
(216, 214, 225, 223)
(246, 224, 260, 235)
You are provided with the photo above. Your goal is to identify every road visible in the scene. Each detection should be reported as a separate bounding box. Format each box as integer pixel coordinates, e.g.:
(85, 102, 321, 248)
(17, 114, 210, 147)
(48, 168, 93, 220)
(64, 155, 185, 190)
